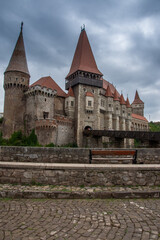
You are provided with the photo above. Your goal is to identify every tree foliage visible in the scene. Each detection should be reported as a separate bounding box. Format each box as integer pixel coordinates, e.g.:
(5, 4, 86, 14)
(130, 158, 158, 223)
(0, 129, 40, 146)
(149, 121, 160, 132)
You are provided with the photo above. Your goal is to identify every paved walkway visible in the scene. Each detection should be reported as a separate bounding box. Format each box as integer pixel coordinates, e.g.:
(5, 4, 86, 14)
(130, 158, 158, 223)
(0, 198, 160, 240)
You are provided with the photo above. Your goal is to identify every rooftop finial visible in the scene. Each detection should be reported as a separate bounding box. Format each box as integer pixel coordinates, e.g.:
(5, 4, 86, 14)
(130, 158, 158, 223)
(81, 24, 85, 32)
(21, 22, 23, 32)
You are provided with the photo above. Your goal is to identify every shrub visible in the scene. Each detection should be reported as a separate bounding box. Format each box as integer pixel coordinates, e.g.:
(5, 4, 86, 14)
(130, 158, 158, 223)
(45, 143, 55, 147)
(0, 117, 3, 124)
(26, 129, 39, 146)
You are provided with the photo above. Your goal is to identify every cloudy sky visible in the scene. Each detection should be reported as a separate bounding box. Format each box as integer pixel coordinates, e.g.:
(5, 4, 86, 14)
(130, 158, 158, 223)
(0, 0, 160, 121)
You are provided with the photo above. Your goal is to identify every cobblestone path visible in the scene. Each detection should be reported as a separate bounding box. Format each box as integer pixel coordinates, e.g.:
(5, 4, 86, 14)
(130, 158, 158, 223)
(0, 199, 160, 240)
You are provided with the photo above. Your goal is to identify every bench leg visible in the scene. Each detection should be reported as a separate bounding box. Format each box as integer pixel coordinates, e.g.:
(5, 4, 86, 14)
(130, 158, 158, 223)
(89, 150, 92, 164)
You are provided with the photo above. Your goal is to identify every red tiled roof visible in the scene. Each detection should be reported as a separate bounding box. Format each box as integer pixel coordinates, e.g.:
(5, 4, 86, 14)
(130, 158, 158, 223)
(5, 24, 30, 76)
(105, 85, 113, 97)
(113, 89, 120, 101)
(132, 113, 148, 122)
(132, 90, 144, 104)
(120, 94, 126, 105)
(102, 79, 120, 97)
(126, 97, 131, 108)
(30, 76, 66, 97)
(66, 29, 102, 78)
(67, 87, 74, 97)
(86, 91, 94, 97)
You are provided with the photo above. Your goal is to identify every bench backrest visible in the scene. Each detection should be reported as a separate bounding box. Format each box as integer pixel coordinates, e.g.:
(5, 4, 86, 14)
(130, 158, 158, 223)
(91, 150, 136, 156)
(89, 150, 137, 164)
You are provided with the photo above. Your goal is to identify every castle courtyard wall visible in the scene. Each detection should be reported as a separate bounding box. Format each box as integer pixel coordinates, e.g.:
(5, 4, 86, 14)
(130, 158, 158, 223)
(0, 146, 160, 164)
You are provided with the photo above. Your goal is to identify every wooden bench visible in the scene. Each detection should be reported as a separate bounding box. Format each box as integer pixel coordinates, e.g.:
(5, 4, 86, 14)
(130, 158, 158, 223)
(89, 149, 137, 164)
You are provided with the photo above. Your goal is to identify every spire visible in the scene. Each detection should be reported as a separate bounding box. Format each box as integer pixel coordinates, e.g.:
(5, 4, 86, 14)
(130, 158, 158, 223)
(132, 90, 144, 104)
(120, 94, 126, 105)
(105, 85, 113, 97)
(113, 89, 119, 101)
(66, 28, 102, 79)
(126, 97, 131, 108)
(5, 22, 30, 76)
(67, 87, 74, 97)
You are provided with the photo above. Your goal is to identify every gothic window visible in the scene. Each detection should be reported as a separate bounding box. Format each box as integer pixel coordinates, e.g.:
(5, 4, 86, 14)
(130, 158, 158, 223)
(43, 112, 49, 119)
(71, 101, 74, 107)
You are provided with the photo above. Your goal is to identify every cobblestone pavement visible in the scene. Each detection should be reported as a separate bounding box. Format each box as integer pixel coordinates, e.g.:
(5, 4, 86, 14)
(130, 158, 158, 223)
(0, 199, 160, 240)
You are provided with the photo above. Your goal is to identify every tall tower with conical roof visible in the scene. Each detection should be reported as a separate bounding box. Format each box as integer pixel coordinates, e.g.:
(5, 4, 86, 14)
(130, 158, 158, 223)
(3, 23, 30, 138)
(65, 27, 103, 146)
(131, 90, 144, 116)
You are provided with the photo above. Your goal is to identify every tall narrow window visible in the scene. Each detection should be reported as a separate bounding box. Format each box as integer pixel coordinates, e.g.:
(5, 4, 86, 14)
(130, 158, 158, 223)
(43, 112, 49, 119)
(88, 101, 92, 107)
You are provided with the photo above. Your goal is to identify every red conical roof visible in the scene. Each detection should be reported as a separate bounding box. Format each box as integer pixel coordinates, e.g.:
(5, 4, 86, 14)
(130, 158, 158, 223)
(66, 28, 102, 78)
(67, 87, 74, 97)
(120, 94, 126, 105)
(105, 85, 113, 97)
(30, 76, 66, 97)
(5, 23, 30, 76)
(113, 89, 119, 101)
(132, 90, 144, 104)
(126, 97, 131, 108)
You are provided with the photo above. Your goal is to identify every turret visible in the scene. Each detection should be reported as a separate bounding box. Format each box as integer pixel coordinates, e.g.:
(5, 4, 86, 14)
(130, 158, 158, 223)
(131, 90, 144, 116)
(119, 93, 126, 130)
(105, 85, 113, 130)
(113, 89, 120, 130)
(65, 87, 75, 118)
(3, 22, 30, 138)
(126, 97, 132, 130)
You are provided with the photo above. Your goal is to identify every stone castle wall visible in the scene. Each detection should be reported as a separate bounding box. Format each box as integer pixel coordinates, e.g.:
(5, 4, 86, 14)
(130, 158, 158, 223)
(0, 146, 160, 164)
(0, 163, 160, 186)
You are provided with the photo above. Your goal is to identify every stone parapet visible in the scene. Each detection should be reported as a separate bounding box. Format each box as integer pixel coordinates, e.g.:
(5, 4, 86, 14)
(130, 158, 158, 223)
(35, 119, 57, 129)
(25, 85, 56, 98)
(0, 162, 160, 186)
(0, 147, 160, 164)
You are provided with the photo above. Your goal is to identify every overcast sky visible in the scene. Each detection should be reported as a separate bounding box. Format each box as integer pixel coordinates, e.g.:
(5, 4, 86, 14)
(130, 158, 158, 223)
(0, 0, 160, 121)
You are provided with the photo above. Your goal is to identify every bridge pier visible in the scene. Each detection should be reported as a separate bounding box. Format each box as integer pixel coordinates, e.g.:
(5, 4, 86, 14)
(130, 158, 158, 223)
(114, 138, 125, 148)
(83, 130, 160, 148)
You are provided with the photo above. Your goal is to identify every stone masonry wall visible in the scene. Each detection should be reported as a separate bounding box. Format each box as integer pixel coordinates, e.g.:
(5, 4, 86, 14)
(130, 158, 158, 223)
(0, 147, 89, 163)
(0, 147, 160, 164)
(0, 163, 160, 186)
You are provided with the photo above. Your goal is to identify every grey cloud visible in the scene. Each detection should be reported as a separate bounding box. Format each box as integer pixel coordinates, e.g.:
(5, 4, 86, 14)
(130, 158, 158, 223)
(0, 0, 160, 120)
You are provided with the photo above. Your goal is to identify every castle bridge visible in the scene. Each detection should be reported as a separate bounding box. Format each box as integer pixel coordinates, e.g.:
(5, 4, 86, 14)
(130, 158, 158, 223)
(83, 130, 160, 145)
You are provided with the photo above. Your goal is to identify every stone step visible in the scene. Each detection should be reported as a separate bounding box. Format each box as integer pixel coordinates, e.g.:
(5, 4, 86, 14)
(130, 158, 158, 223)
(0, 184, 160, 199)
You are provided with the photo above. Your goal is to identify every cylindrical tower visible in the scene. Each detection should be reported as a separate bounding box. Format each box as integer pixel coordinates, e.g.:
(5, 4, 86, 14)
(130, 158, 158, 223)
(3, 23, 30, 138)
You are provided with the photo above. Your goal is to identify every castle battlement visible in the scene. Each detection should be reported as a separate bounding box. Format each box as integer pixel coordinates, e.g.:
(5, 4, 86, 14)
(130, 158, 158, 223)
(25, 85, 57, 97)
(35, 119, 57, 129)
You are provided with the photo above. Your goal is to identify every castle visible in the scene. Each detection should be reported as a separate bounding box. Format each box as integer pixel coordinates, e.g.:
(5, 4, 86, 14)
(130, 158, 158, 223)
(2, 23, 148, 147)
